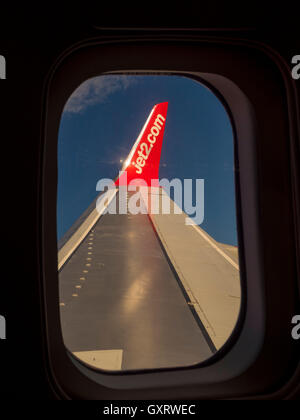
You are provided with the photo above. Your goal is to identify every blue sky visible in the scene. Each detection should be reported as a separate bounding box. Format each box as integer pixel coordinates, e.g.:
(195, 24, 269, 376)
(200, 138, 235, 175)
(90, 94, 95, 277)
(57, 75, 238, 245)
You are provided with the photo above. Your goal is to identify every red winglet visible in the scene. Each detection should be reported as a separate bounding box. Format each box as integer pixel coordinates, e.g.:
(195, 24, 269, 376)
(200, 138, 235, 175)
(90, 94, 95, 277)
(115, 102, 168, 187)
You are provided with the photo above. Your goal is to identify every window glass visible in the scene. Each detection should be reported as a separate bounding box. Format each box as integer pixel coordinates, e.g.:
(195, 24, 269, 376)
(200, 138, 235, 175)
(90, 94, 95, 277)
(57, 75, 241, 371)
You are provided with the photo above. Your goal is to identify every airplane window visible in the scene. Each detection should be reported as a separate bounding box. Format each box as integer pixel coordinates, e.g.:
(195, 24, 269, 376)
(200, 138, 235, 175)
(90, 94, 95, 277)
(57, 75, 241, 371)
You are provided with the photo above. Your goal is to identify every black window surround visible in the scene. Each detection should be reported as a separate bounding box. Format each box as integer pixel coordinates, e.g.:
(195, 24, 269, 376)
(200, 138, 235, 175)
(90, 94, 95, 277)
(41, 35, 300, 399)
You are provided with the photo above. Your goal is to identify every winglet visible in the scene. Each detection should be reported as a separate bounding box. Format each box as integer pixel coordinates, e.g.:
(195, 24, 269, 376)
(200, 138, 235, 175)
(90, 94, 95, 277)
(115, 102, 168, 187)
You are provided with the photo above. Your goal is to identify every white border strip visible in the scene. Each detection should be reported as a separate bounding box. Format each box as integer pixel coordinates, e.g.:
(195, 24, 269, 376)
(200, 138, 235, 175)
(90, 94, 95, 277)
(58, 188, 118, 271)
(146, 187, 239, 272)
(191, 224, 239, 271)
(122, 106, 155, 171)
(159, 187, 239, 271)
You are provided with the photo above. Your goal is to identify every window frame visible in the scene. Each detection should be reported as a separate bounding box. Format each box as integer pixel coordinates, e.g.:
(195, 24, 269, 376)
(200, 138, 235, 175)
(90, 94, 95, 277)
(41, 35, 300, 399)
